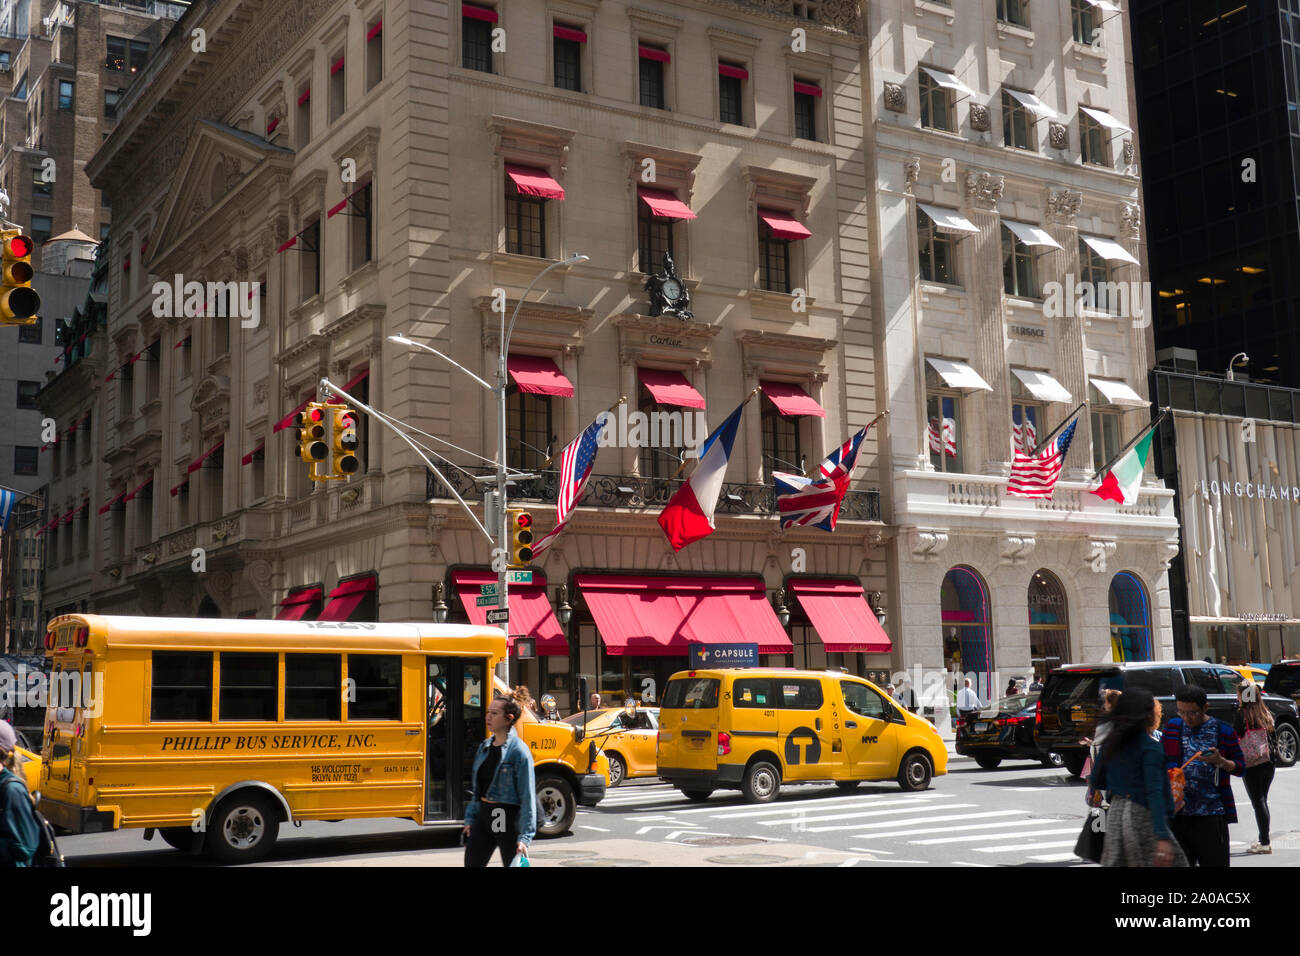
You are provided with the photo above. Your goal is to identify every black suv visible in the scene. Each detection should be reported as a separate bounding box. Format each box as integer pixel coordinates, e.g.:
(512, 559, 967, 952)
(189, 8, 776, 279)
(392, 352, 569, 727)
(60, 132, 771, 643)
(1035, 661, 1300, 777)
(1264, 660, 1300, 706)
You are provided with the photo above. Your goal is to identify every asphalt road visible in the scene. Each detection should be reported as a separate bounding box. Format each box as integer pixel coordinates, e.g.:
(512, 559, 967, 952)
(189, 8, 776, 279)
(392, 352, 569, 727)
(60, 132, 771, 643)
(55, 753, 1300, 867)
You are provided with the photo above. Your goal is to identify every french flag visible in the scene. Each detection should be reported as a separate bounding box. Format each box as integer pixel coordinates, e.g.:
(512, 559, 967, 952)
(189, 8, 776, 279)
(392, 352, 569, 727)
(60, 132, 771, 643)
(657, 400, 747, 552)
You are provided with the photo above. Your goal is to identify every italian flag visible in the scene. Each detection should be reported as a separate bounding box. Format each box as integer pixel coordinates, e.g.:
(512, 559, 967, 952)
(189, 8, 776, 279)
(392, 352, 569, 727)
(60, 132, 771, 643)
(1091, 426, 1154, 505)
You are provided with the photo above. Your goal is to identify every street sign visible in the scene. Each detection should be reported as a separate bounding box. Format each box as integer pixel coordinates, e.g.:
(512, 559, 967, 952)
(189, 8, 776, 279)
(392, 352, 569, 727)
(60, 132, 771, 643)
(506, 570, 533, 584)
(486, 608, 509, 625)
(689, 644, 759, 668)
(476, 595, 500, 607)
(479, 584, 498, 596)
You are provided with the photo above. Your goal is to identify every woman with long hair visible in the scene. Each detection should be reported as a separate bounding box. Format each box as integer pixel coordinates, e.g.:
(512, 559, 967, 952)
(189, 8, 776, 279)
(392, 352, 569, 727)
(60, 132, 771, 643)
(1091, 688, 1186, 867)
(463, 696, 536, 867)
(1233, 681, 1276, 854)
(0, 721, 41, 867)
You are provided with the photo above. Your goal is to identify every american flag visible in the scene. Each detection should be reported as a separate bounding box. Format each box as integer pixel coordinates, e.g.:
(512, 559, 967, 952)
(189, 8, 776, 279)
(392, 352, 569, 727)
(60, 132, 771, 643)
(532, 415, 606, 557)
(928, 417, 957, 456)
(1007, 418, 1077, 498)
(1012, 418, 1037, 455)
(774, 426, 868, 531)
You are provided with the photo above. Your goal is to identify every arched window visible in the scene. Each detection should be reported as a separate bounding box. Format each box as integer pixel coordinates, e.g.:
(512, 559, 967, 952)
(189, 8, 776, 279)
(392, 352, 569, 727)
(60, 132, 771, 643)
(196, 595, 222, 618)
(941, 565, 993, 700)
(1109, 571, 1151, 662)
(1028, 569, 1070, 682)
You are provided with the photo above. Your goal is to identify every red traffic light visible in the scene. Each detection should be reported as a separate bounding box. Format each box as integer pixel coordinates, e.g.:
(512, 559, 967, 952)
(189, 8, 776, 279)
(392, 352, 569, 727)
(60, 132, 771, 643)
(516, 513, 532, 527)
(6, 235, 32, 257)
(308, 408, 324, 422)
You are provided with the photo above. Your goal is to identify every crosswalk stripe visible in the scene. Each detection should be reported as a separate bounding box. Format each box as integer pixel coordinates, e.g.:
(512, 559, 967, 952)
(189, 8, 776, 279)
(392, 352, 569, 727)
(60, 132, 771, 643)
(851, 818, 1059, 841)
(974, 840, 1081, 853)
(909, 826, 1081, 846)
(1028, 852, 1085, 863)
(708, 794, 948, 821)
(805, 810, 1025, 833)
(759, 803, 978, 827)
(670, 791, 946, 817)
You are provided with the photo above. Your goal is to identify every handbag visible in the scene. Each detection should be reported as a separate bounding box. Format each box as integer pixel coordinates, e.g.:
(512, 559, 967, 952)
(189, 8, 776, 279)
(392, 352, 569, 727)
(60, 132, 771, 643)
(509, 847, 530, 868)
(31, 808, 66, 868)
(1073, 805, 1106, 863)
(1240, 716, 1272, 768)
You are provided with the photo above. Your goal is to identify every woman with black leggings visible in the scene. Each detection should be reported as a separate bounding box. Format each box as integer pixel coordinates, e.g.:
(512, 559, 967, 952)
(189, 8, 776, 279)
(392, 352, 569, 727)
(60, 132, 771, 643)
(1232, 681, 1276, 855)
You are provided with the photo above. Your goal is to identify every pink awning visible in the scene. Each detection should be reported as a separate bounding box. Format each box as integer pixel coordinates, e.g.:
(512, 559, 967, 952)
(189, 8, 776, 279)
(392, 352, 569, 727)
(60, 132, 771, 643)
(452, 570, 568, 655)
(553, 24, 587, 42)
(505, 163, 565, 200)
(124, 477, 153, 501)
(240, 444, 265, 467)
(718, 63, 749, 80)
(276, 586, 323, 621)
(463, 3, 498, 22)
(637, 186, 695, 220)
(793, 81, 823, 97)
(759, 208, 812, 240)
(319, 575, 377, 621)
(638, 368, 705, 409)
(366, 20, 382, 40)
(760, 380, 825, 418)
(574, 574, 792, 657)
(789, 579, 891, 653)
(326, 367, 369, 402)
(297, 89, 310, 106)
(507, 354, 573, 396)
(186, 440, 225, 473)
(97, 490, 128, 515)
(170, 478, 189, 497)
(638, 45, 670, 62)
(330, 57, 344, 75)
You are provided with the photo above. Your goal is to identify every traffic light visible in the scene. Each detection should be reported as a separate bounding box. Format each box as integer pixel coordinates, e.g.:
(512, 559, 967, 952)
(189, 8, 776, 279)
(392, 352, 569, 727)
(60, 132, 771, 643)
(331, 405, 360, 478)
(0, 230, 39, 325)
(508, 509, 533, 566)
(296, 402, 329, 480)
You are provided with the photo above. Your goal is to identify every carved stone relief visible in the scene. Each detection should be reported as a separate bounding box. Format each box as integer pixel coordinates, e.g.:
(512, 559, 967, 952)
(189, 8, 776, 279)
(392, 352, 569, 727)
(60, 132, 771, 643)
(903, 158, 920, 194)
(965, 171, 1004, 209)
(1048, 122, 1068, 150)
(1120, 202, 1142, 239)
(883, 82, 906, 112)
(1045, 188, 1083, 225)
(968, 104, 990, 132)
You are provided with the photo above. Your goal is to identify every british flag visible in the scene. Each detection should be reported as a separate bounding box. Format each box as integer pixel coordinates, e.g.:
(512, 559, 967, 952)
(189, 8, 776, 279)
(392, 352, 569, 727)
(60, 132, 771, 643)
(532, 415, 606, 557)
(928, 417, 957, 456)
(773, 426, 868, 531)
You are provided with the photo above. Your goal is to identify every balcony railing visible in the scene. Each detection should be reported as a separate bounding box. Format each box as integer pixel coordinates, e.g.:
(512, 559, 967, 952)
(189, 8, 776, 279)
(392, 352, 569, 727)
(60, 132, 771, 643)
(426, 467, 882, 522)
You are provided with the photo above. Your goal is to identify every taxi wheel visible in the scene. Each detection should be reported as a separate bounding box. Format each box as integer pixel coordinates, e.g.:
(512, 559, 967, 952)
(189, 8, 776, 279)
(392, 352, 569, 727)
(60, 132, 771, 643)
(535, 774, 577, 837)
(974, 755, 1002, 770)
(835, 781, 861, 792)
(897, 751, 932, 792)
(606, 753, 627, 788)
(157, 827, 196, 852)
(742, 761, 781, 804)
(207, 793, 280, 864)
(1041, 752, 1065, 769)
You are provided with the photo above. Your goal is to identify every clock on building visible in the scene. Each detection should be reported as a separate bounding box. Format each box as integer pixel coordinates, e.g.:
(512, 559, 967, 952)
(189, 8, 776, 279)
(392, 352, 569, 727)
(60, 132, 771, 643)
(644, 251, 693, 320)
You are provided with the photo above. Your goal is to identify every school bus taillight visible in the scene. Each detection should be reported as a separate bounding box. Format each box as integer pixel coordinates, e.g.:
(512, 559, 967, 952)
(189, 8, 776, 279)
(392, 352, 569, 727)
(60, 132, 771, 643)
(717, 731, 731, 756)
(76, 626, 89, 646)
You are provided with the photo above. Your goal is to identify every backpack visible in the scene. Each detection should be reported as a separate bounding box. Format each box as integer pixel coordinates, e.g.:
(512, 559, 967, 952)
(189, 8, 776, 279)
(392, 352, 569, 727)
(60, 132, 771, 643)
(1, 773, 64, 867)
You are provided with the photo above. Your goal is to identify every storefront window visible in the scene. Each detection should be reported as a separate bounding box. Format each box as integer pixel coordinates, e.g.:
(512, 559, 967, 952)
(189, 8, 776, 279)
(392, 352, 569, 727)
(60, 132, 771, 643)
(1027, 569, 1069, 681)
(941, 565, 993, 701)
(1108, 571, 1151, 662)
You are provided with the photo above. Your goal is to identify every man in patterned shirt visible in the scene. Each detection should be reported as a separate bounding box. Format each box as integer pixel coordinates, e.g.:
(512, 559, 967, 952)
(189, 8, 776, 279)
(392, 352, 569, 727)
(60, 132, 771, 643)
(1162, 685, 1245, 867)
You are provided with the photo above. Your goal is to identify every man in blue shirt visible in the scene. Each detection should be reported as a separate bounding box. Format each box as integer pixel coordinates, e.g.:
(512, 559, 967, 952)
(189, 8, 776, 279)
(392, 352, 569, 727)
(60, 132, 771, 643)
(1162, 686, 1244, 867)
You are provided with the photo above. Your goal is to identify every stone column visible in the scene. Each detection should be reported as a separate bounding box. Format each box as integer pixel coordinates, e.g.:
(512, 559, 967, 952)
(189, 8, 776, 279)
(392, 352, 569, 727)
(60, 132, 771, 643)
(965, 170, 1012, 476)
(1044, 188, 1091, 480)
(744, 362, 765, 484)
(619, 349, 638, 477)
(1118, 201, 1154, 478)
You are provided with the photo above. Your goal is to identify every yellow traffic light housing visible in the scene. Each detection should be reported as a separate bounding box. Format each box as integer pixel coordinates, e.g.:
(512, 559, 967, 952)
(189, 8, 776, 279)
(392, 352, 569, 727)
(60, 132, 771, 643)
(0, 230, 39, 325)
(331, 405, 360, 478)
(296, 402, 330, 480)
(508, 509, 533, 566)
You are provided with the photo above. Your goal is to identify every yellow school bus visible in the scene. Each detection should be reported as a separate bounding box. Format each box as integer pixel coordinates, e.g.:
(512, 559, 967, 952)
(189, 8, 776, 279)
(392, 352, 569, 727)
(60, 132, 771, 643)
(37, 614, 607, 863)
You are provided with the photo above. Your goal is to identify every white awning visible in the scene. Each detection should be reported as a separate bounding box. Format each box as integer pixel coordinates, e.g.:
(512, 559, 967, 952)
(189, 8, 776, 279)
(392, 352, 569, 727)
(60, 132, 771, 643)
(1011, 368, 1073, 404)
(1082, 0, 1121, 11)
(920, 66, 977, 99)
(1002, 220, 1063, 250)
(1079, 105, 1131, 133)
(1090, 377, 1149, 408)
(927, 357, 993, 393)
(1081, 234, 1140, 265)
(918, 203, 980, 235)
(1004, 88, 1058, 120)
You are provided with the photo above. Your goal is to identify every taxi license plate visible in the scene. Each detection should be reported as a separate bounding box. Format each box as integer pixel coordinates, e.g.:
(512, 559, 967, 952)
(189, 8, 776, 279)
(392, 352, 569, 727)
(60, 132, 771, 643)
(973, 722, 991, 733)
(689, 737, 704, 749)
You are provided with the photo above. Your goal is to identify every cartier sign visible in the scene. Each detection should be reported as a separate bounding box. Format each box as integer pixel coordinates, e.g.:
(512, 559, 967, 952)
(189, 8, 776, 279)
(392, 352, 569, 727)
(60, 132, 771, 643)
(648, 335, 684, 348)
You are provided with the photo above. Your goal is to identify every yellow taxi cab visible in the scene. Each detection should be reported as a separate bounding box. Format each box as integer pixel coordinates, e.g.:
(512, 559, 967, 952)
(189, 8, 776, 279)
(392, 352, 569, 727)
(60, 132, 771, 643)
(657, 668, 948, 803)
(14, 745, 41, 794)
(1231, 665, 1270, 686)
(562, 706, 659, 787)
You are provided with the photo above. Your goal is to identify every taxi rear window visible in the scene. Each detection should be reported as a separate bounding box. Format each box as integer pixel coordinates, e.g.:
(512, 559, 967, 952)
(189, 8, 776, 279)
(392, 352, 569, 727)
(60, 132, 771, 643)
(662, 677, 720, 709)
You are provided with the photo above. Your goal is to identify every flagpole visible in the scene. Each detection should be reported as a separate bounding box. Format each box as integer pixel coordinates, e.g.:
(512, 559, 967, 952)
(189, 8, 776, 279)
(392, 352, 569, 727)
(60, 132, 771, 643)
(1026, 401, 1087, 458)
(669, 387, 761, 481)
(539, 395, 627, 469)
(1092, 406, 1171, 479)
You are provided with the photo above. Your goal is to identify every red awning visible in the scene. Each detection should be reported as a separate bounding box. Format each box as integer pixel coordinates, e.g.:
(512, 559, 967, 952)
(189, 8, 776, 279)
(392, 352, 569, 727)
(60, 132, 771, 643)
(276, 586, 323, 621)
(637, 186, 696, 220)
(173, 334, 191, 350)
(574, 574, 792, 656)
(97, 490, 128, 515)
(638, 45, 669, 62)
(319, 575, 377, 621)
(507, 354, 573, 396)
(789, 579, 891, 653)
(638, 367, 705, 409)
(452, 570, 568, 655)
(186, 440, 225, 473)
(273, 396, 313, 433)
(327, 367, 369, 402)
(553, 24, 587, 42)
(330, 57, 345, 75)
(241, 443, 265, 467)
(124, 477, 153, 501)
(59, 508, 75, 526)
(463, 3, 498, 22)
(266, 118, 280, 135)
(759, 208, 812, 240)
(793, 81, 823, 97)
(718, 63, 749, 80)
(170, 478, 189, 497)
(366, 20, 382, 40)
(505, 163, 565, 200)
(297, 88, 310, 105)
(761, 380, 825, 418)
(36, 516, 60, 535)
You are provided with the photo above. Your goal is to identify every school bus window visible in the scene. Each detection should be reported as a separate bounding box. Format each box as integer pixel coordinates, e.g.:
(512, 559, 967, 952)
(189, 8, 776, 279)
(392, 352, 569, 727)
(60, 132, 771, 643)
(219, 652, 278, 721)
(347, 654, 401, 720)
(841, 680, 888, 719)
(733, 676, 774, 708)
(779, 679, 823, 710)
(151, 651, 214, 721)
(285, 654, 341, 721)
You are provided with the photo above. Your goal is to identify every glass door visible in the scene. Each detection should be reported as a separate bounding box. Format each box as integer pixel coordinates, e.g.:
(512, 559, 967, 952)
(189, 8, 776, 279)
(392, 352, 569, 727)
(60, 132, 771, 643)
(425, 657, 486, 823)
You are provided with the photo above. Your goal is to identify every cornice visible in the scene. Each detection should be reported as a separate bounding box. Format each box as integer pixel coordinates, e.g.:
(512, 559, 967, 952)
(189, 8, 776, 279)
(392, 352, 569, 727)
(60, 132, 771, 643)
(614, 313, 723, 340)
(321, 303, 386, 339)
(275, 332, 328, 367)
(734, 330, 838, 353)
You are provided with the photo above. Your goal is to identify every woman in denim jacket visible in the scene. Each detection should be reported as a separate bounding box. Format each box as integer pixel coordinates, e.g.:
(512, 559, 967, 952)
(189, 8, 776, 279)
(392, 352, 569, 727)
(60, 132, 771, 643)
(463, 696, 536, 866)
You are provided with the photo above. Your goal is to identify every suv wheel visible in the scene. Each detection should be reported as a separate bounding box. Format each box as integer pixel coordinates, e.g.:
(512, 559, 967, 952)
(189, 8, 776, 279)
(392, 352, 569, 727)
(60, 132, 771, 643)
(1062, 751, 1088, 778)
(1274, 722, 1299, 768)
(974, 755, 1002, 770)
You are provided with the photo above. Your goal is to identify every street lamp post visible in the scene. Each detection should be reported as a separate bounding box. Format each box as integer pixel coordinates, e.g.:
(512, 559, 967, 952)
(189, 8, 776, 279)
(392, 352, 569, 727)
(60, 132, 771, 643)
(1226, 352, 1249, 382)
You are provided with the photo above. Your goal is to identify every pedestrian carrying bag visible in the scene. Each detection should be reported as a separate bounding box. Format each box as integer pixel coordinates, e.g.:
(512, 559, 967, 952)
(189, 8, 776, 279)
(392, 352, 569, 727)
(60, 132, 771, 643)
(1073, 805, 1106, 863)
(1240, 719, 1272, 768)
(31, 807, 65, 868)
(1167, 750, 1203, 810)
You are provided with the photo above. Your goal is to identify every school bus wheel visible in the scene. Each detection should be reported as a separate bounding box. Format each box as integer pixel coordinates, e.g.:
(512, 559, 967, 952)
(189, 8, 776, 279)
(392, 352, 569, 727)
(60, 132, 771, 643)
(741, 760, 781, 804)
(207, 792, 280, 863)
(157, 827, 197, 852)
(897, 750, 933, 792)
(535, 774, 577, 838)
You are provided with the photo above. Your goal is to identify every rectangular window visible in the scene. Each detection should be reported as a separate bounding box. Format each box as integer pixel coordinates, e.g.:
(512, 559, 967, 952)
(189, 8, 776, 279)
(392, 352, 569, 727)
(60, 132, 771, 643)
(212, 312, 230, 358)
(997, 0, 1029, 27)
(32, 168, 51, 199)
(104, 88, 121, 119)
(366, 20, 383, 90)
(300, 219, 320, 301)
(505, 180, 546, 257)
(1071, 0, 1100, 45)
(718, 67, 744, 125)
(350, 181, 373, 270)
(1078, 238, 1115, 312)
(347, 655, 402, 720)
(778, 678, 824, 710)
(732, 676, 775, 708)
(128, 39, 149, 73)
(219, 652, 277, 721)
(133, 481, 153, 547)
(57, 80, 73, 110)
(105, 36, 126, 71)
(328, 54, 345, 122)
(178, 335, 192, 380)
(553, 29, 582, 91)
(1002, 89, 1034, 150)
(13, 446, 37, 476)
(925, 365, 963, 473)
(145, 338, 161, 400)
(917, 208, 957, 284)
(18, 317, 42, 344)
(639, 49, 667, 109)
(919, 70, 953, 132)
(118, 359, 133, 416)
(637, 389, 686, 479)
(1080, 110, 1108, 165)
(30, 215, 52, 246)
(759, 226, 791, 294)
(285, 654, 342, 720)
(637, 200, 673, 274)
(1001, 226, 1038, 297)
(761, 395, 801, 483)
(1091, 409, 1121, 472)
(462, 14, 493, 73)
(100, 223, 111, 242)
(17, 380, 39, 409)
(0, 52, 9, 70)
(1011, 402, 1043, 455)
(794, 87, 817, 140)
(151, 651, 213, 721)
(296, 85, 311, 147)
(506, 387, 553, 471)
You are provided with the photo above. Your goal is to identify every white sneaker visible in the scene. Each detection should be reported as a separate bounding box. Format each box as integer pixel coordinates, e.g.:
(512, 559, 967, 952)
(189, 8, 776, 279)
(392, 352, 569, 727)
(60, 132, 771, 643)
(1247, 842, 1272, 854)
